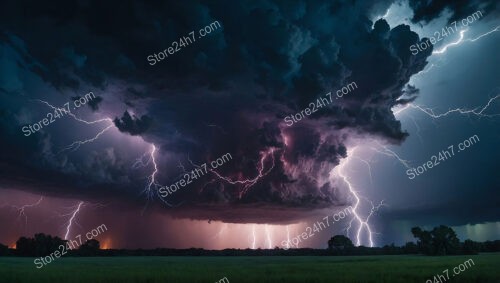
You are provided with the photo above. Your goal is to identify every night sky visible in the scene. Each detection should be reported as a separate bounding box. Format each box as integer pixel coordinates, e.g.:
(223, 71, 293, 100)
(1, 0, 499, 250)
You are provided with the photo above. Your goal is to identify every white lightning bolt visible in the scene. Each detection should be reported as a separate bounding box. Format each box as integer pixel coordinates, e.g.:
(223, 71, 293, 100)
(351, 156, 374, 184)
(333, 147, 384, 247)
(143, 145, 159, 199)
(34, 99, 112, 125)
(370, 143, 412, 169)
(251, 225, 257, 249)
(285, 225, 291, 249)
(394, 95, 500, 118)
(433, 25, 500, 55)
(59, 124, 114, 153)
(135, 144, 179, 209)
(433, 29, 467, 54)
(64, 201, 84, 240)
(133, 144, 160, 200)
(466, 25, 500, 42)
(34, 99, 115, 152)
(265, 225, 273, 249)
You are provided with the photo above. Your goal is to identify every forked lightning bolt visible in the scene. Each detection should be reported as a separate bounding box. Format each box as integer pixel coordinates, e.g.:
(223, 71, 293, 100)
(333, 147, 384, 247)
(2, 197, 44, 226)
(142, 144, 160, 200)
(134, 144, 178, 208)
(211, 148, 276, 199)
(34, 99, 114, 153)
(64, 201, 84, 240)
(59, 124, 114, 153)
(370, 142, 412, 169)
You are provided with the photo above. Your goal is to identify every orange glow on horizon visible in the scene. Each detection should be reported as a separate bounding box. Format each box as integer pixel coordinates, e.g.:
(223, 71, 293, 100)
(100, 238, 112, 249)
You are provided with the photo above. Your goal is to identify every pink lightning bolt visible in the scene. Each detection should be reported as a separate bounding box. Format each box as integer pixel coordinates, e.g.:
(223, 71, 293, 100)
(211, 148, 276, 199)
(2, 197, 44, 226)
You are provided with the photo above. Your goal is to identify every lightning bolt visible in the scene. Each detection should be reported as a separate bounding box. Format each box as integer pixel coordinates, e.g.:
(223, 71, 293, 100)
(134, 144, 179, 209)
(433, 29, 467, 54)
(265, 225, 273, 249)
(369, 143, 412, 169)
(143, 145, 159, 199)
(466, 25, 500, 42)
(211, 223, 228, 240)
(251, 225, 257, 249)
(394, 95, 500, 118)
(285, 225, 291, 249)
(432, 25, 500, 55)
(34, 99, 112, 125)
(351, 156, 374, 184)
(64, 201, 84, 240)
(333, 147, 384, 247)
(211, 148, 276, 199)
(3, 197, 44, 226)
(59, 124, 114, 153)
(132, 144, 160, 200)
(34, 99, 115, 153)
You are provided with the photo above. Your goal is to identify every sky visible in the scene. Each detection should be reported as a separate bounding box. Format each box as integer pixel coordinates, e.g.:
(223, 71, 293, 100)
(0, 0, 499, 250)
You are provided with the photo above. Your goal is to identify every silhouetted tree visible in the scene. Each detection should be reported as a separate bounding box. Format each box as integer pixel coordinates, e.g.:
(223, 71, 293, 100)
(462, 239, 479, 255)
(411, 227, 433, 255)
(79, 239, 100, 256)
(431, 225, 460, 255)
(328, 235, 354, 254)
(0, 243, 8, 256)
(381, 243, 400, 254)
(16, 237, 35, 256)
(15, 234, 66, 256)
(483, 240, 500, 252)
(403, 242, 418, 254)
(412, 225, 460, 255)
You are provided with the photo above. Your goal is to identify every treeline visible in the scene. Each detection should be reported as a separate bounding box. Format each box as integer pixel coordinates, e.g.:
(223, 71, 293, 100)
(0, 233, 100, 257)
(1, 225, 499, 257)
(326, 225, 500, 256)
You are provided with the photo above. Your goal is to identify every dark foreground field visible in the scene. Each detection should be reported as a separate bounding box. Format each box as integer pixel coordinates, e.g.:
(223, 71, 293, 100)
(1, 254, 499, 283)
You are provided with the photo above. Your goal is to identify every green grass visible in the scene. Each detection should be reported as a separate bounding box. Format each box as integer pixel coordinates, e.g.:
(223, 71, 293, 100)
(1, 254, 499, 283)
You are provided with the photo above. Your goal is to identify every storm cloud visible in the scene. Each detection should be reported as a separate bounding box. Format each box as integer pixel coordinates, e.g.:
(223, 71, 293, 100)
(0, 0, 442, 223)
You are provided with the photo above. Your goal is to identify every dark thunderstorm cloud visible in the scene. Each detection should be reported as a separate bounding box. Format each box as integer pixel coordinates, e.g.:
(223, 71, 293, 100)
(408, 0, 499, 23)
(1, 0, 488, 223)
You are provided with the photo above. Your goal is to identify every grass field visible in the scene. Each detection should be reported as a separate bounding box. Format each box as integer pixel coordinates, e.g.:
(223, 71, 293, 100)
(1, 254, 499, 283)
